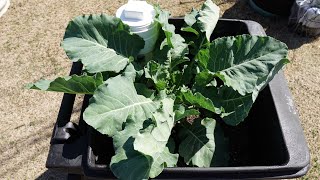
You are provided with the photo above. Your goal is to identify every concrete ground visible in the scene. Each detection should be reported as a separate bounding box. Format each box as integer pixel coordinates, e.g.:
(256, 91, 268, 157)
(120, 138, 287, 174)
(0, 0, 319, 179)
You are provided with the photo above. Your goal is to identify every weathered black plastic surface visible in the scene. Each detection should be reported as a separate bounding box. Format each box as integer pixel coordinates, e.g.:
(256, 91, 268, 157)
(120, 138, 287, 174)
(46, 19, 310, 179)
(250, 0, 294, 16)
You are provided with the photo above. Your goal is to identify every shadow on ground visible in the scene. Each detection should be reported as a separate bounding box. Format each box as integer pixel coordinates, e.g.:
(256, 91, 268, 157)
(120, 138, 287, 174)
(221, 0, 318, 49)
(36, 169, 68, 180)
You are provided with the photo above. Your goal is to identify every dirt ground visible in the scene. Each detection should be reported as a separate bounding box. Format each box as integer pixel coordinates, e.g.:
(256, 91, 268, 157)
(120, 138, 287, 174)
(0, 0, 319, 179)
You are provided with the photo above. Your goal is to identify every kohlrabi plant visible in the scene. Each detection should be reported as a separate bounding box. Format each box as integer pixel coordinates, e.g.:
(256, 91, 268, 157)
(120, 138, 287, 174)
(27, 0, 289, 179)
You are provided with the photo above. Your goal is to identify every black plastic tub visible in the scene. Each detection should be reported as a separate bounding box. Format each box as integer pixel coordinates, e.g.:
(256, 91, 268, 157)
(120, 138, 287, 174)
(249, 0, 295, 17)
(46, 18, 310, 179)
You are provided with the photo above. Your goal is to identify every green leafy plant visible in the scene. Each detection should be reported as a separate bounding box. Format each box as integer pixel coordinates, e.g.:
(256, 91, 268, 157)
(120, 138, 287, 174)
(27, 0, 289, 179)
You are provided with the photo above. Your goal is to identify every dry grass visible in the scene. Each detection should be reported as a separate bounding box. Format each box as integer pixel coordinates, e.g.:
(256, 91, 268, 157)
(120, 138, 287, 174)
(0, 0, 319, 179)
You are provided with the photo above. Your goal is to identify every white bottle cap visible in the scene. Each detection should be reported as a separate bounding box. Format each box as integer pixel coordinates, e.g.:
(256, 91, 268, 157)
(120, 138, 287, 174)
(116, 0, 159, 55)
(116, 0, 155, 32)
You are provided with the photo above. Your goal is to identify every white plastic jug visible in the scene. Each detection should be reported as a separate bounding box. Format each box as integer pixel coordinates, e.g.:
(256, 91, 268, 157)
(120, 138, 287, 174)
(116, 0, 159, 55)
(0, 0, 10, 17)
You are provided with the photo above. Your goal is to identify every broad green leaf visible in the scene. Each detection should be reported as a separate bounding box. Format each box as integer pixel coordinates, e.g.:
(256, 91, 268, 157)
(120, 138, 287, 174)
(194, 59, 288, 126)
(112, 119, 143, 151)
(134, 98, 175, 155)
(149, 147, 178, 178)
(154, 7, 189, 70)
(177, 109, 200, 122)
(131, 61, 145, 80)
(111, 97, 178, 179)
(134, 98, 178, 178)
(27, 73, 103, 94)
(177, 118, 216, 167)
(181, 62, 197, 84)
(197, 0, 220, 41)
(134, 83, 156, 99)
(181, 26, 199, 36)
(192, 81, 253, 126)
(110, 137, 152, 180)
(111, 120, 152, 180)
(154, 7, 175, 47)
(211, 121, 229, 166)
(218, 87, 253, 125)
(110, 119, 152, 180)
(111, 139, 177, 180)
(218, 58, 288, 126)
(173, 104, 185, 120)
(122, 63, 136, 81)
(252, 58, 289, 100)
(62, 14, 144, 73)
(184, 8, 198, 27)
(174, 104, 200, 122)
(144, 61, 169, 91)
(170, 63, 196, 89)
(167, 137, 176, 153)
(199, 35, 288, 95)
(184, 0, 220, 41)
(182, 0, 220, 56)
(167, 34, 190, 69)
(194, 70, 216, 87)
(170, 70, 184, 88)
(83, 75, 158, 136)
(181, 88, 222, 114)
(103, 91, 176, 180)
